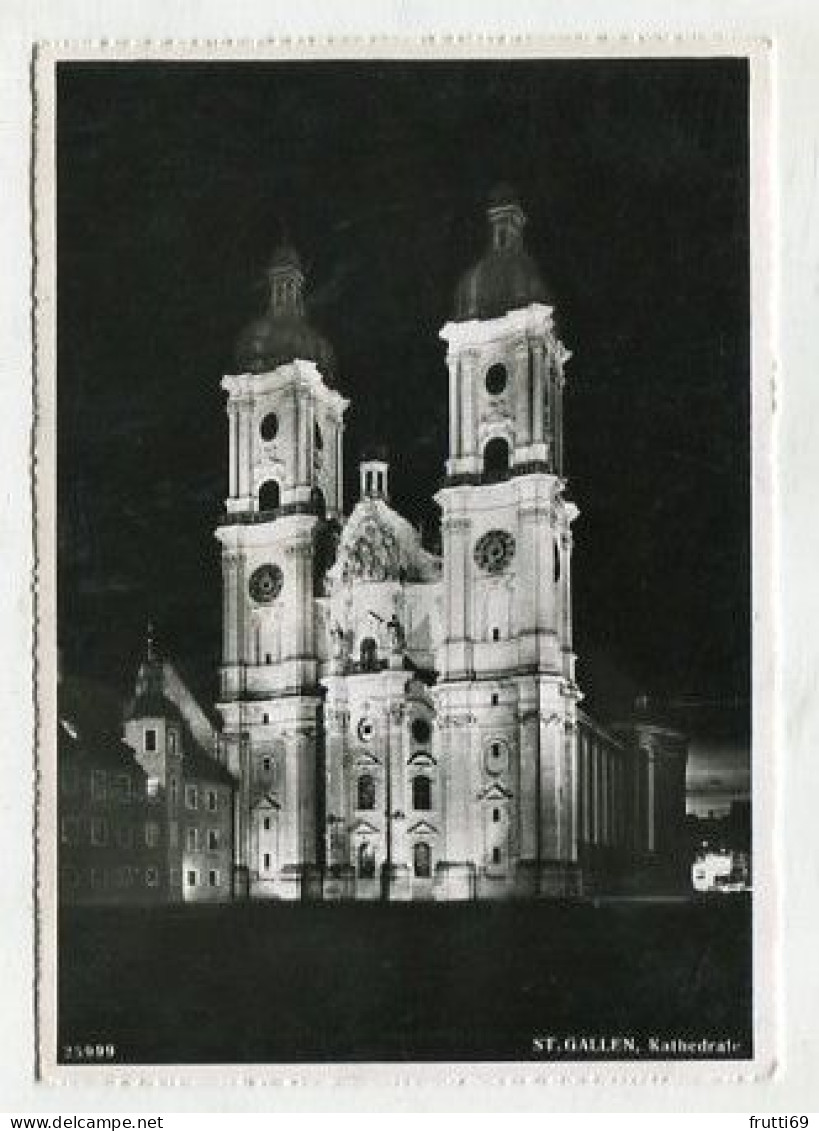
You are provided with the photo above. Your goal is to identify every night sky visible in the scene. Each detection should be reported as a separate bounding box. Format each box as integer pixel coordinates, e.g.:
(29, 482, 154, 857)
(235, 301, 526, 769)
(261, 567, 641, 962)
(56, 59, 750, 774)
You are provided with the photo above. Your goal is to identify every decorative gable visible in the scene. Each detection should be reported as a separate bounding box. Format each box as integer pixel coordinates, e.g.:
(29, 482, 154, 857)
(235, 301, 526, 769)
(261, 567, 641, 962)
(478, 781, 513, 802)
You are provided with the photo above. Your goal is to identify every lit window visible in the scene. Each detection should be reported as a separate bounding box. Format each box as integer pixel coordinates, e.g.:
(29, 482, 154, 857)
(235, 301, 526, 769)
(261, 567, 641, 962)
(413, 841, 431, 878)
(357, 842, 376, 879)
(208, 829, 219, 851)
(187, 827, 199, 852)
(357, 775, 375, 811)
(208, 870, 219, 888)
(144, 821, 160, 848)
(146, 777, 160, 797)
(185, 785, 198, 810)
(207, 790, 218, 811)
(412, 775, 432, 811)
(144, 728, 157, 753)
(145, 868, 159, 887)
(186, 870, 197, 887)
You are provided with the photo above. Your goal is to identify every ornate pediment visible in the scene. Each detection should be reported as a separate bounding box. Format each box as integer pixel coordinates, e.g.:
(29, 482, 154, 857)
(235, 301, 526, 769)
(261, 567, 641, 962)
(352, 748, 381, 768)
(407, 750, 437, 767)
(331, 498, 441, 586)
(253, 793, 281, 811)
(477, 781, 513, 802)
(349, 818, 380, 836)
(407, 819, 439, 836)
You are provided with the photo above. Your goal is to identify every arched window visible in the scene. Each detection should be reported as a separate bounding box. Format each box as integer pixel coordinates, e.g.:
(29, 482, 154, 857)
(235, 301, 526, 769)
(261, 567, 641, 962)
(413, 841, 431, 878)
(483, 437, 510, 483)
(412, 775, 432, 811)
(358, 841, 376, 879)
(360, 637, 378, 671)
(357, 774, 375, 811)
(259, 479, 280, 513)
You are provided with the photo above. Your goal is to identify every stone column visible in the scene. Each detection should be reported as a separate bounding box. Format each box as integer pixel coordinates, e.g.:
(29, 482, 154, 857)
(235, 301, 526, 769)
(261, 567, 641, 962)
(462, 352, 477, 460)
(227, 405, 238, 498)
(448, 356, 460, 459)
(532, 342, 546, 445)
(335, 420, 344, 514)
(513, 340, 531, 449)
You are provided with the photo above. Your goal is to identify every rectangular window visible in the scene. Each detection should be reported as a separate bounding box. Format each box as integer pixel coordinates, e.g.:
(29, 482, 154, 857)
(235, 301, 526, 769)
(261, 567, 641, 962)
(145, 868, 159, 887)
(263, 816, 271, 831)
(116, 825, 134, 849)
(89, 867, 105, 889)
(169, 821, 178, 849)
(493, 807, 501, 823)
(146, 776, 160, 798)
(187, 827, 199, 852)
(207, 829, 219, 851)
(207, 790, 218, 811)
(60, 815, 78, 845)
(90, 817, 108, 846)
(262, 757, 271, 774)
(144, 821, 160, 848)
(208, 869, 219, 888)
(263, 853, 271, 872)
(168, 729, 178, 754)
(492, 846, 501, 865)
(91, 770, 106, 801)
(144, 728, 157, 753)
(117, 773, 131, 800)
(185, 785, 198, 810)
(491, 693, 499, 706)
(170, 776, 178, 805)
(186, 870, 197, 887)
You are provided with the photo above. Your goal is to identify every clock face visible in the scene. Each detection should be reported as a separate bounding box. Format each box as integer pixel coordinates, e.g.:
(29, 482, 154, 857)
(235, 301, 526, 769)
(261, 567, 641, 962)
(474, 529, 516, 574)
(248, 563, 283, 604)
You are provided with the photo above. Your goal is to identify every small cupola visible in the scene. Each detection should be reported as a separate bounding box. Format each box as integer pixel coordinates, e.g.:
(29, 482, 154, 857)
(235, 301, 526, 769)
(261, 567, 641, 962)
(359, 444, 390, 502)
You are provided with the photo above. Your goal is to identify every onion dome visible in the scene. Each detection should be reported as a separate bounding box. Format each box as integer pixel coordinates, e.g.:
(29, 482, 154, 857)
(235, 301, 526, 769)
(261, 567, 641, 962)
(235, 241, 336, 381)
(453, 185, 553, 321)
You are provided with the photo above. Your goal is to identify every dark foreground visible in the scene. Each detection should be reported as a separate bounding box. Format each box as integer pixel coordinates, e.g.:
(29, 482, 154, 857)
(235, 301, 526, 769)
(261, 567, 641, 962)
(58, 896, 752, 1064)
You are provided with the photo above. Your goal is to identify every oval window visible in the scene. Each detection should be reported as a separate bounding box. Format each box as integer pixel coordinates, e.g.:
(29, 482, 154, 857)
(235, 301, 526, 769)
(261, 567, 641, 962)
(260, 412, 279, 442)
(485, 363, 508, 396)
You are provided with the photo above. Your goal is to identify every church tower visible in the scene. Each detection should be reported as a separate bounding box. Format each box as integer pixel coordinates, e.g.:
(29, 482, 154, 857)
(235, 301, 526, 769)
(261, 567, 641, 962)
(433, 186, 581, 898)
(216, 242, 348, 899)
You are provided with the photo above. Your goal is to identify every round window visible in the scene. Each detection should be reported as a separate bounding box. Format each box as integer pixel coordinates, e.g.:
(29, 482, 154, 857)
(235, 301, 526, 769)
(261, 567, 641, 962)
(485, 363, 508, 396)
(260, 412, 279, 442)
(411, 717, 431, 745)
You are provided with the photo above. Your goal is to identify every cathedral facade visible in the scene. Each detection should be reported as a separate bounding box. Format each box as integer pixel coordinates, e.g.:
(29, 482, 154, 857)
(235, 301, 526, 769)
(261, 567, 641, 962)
(215, 188, 688, 901)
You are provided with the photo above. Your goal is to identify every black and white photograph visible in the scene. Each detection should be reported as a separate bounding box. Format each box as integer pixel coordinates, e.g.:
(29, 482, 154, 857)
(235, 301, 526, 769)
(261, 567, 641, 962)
(39, 44, 767, 1073)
